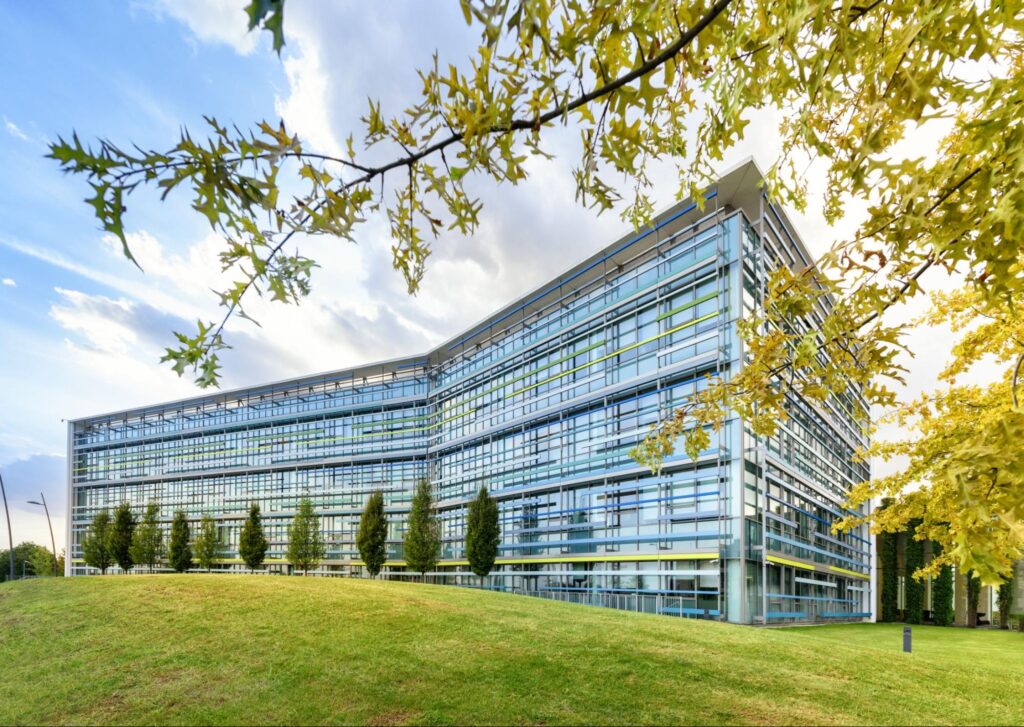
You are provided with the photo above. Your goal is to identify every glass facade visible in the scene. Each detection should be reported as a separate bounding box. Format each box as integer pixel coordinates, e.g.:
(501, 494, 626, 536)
(66, 161, 872, 624)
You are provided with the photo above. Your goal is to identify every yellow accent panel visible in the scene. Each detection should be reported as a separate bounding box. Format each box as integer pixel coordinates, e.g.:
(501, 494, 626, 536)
(829, 565, 870, 581)
(767, 555, 814, 571)
(507, 311, 720, 398)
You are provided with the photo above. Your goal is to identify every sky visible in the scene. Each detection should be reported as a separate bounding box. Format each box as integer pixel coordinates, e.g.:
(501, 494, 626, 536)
(0, 0, 974, 553)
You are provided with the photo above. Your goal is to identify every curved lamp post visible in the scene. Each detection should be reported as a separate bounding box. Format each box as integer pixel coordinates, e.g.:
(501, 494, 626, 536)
(0, 471, 13, 582)
(27, 493, 58, 577)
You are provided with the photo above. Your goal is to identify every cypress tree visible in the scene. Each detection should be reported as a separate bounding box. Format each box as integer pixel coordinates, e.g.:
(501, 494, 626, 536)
(404, 479, 441, 580)
(238, 503, 269, 572)
(356, 491, 388, 577)
(193, 514, 221, 572)
(108, 502, 137, 573)
(466, 486, 500, 581)
(130, 502, 163, 573)
(998, 578, 1014, 629)
(904, 524, 924, 624)
(967, 571, 982, 627)
(287, 497, 325, 575)
(879, 531, 899, 622)
(932, 562, 955, 626)
(82, 510, 113, 575)
(167, 510, 192, 573)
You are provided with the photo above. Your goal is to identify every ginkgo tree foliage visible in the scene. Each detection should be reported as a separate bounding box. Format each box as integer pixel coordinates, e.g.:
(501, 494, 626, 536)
(49, 0, 1024, 581)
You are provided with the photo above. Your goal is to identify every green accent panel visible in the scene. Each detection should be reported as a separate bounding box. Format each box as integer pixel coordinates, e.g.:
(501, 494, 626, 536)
(354, 413, 432, 431)
(656, 291, 718, 322)
(75, 409, 475, 475)
(507, 310, 720, 398)
(441, 339, 606, 414)
(436, 252, 718, 394)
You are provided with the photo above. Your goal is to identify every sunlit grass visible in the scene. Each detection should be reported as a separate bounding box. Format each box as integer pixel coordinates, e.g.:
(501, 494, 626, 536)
(0, 576, 1020, 725)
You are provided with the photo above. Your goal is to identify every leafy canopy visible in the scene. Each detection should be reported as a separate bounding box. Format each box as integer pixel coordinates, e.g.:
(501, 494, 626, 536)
(49, 1, 1024, 579)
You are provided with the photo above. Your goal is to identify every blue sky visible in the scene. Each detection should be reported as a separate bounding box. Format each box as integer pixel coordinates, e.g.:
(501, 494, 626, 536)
(0, 1, 962, 551)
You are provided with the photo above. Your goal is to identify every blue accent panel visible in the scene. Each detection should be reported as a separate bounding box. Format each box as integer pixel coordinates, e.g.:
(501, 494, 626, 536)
(659, 607, 708, 616)
(766, 533, 867, 569)
(543, 586, 720, 596)
(766, 611, 807, 619)
(821, 612, 871, 618)
(499, 532, 721, 551)
(768, 593, 858, 604)
(706, 609, 721, 616)
(448, 192, 717, 350)
(497, 488, 721, 526)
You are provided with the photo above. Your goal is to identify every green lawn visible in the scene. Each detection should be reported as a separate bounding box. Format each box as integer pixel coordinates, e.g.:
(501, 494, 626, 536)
(0, 576, 1020, 726)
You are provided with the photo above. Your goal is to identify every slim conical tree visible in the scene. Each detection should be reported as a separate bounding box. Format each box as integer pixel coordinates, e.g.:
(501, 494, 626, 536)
(193, 514, 221, 572)
(82, 510, 112, 575)
(404, 479, 440, 580)
(130, 502, 163, 573)
(167, 510, 192, 573)
(108, 502, 137, 573)
(466, 486, 500, 582)
(356, 491, 388, 578)
(239, 503, 269, 572)
(287, 497, 325, 575)
(931, 542, 954, 626)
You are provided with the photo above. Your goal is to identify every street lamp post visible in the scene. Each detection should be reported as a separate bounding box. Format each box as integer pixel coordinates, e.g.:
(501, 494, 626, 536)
(0, 471, 13, 582)
(28, 493, 58, 577)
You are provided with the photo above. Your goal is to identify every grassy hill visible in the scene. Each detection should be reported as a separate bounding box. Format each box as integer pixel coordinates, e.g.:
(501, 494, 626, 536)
(0, 576, 1020, 726)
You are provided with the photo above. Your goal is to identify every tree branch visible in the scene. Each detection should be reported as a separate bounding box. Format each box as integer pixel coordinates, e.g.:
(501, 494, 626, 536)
(200, 0, 735, 366)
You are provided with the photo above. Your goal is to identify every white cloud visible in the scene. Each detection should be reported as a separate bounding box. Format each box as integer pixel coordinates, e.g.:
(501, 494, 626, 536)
(50, 288, 140, 356)
(148, 0, 259, 55)
(3, 117, 30, 142)
(1, 278, 15, 287)
(275, 31, 341, 156)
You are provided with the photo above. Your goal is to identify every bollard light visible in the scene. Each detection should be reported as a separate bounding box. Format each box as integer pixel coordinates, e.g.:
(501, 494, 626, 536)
(903, 625, 912, 653)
